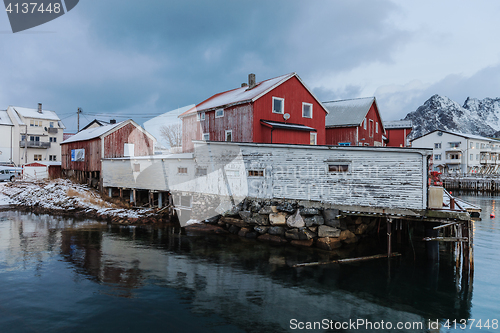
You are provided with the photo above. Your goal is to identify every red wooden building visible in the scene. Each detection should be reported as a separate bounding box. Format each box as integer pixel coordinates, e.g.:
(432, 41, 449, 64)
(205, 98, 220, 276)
(384, 120, 413, 147)
(61, 119, 155, 188)
(323, 97, 385, 146)
(179, 73, 328, 152)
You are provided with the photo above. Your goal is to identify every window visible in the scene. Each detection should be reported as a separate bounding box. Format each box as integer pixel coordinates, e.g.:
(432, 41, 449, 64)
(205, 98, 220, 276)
(470, 142, 474, 148)
(215, 109, 224, 118)
(338, 142, 351, 146)
(30, 136, 40, 142)
(34, 154, 42, 161)
(248, 170, 264, 177)
(470, 154, 473, 161)
(49, 137, 57, 142)
(434, 154, 441, 160)
(302, 102, 312, 118)
(124, 143, 134, 157)
(476, 143, 479, 149)
(21, 135, 26, 141)
(481, 143, 485, 148)
(197, 112, 206, 121)
(310, 132, 317, 145)
(225, 130, 232, 142)
(178, 167, 188, 174)
(376, 122, 379, 134)
(49, 155, 57, 161)
(328, 163, 350, 173)
(49, 122, 54, 128)
(434, 143, 441, 149)
(449, 153, 460, 160)
(202, 133, 210, 141)
(196, 167, 207, 176)
(369, 119, 374, 138)
(449, 142, 460, 148)
(30, 120, 42, 127)
(476, 154, 479, 160)
(272, 97, 284, 114)
(363, 118, 367, 130)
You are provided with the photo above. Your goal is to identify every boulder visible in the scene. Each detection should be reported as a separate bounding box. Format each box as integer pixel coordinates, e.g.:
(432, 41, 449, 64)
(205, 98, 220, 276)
(228, 225, 241, 234)
(304, 215, 324, 227)
(238, 227, 251, 237)
(318, 225, 341, 238)
(316, 237, 342, 251)
(299, 207, 319, 215)
(285, 228, 301, 240)
(268, 226, 286, 236)
(291, 239, 314, 247)
(220, 217, 249, 227)
(254, 226, 269, 234)
(286, 210, 305, 228)
(339, 230, 358, 243)
(276, 202, 295, 213)
(355, 223, 369, 235)
(269, 212, 287, 225)
(245, 231, 258, 239)
(301, 228, 317, 240)
(258, 206, 277, 214)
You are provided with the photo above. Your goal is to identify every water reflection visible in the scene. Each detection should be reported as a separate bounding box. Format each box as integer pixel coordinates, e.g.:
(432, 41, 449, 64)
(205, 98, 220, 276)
(0, 210, 483, 332)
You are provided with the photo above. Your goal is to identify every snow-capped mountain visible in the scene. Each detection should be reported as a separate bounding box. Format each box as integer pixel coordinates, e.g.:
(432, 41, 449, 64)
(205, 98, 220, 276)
(404, 95, 500, 139)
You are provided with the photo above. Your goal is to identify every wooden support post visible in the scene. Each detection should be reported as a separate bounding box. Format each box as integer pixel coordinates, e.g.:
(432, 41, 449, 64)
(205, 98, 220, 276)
(108, 187, 112, 198)
(119, 188, 123, 198)
(387, 218, 392, 257)
(129, 189, 134, 204)
(132, 189, 136, 206)
(158, 192, 163, 209)
(149, 191, 152, 208)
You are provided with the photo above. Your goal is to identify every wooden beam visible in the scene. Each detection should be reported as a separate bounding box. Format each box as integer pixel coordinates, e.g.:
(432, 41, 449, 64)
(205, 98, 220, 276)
(422, 237, 468, 242)
(292, 253, 401, 268)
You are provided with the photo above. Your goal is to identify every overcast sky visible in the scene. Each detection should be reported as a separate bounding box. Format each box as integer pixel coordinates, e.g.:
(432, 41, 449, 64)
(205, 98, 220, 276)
(1, 0, 500, 133)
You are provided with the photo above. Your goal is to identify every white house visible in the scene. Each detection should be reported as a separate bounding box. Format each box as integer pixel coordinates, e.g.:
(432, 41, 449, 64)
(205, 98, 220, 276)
(412, 129, 500, 175)
(5, 104, 65, 165)
(0, 110, 15, 165)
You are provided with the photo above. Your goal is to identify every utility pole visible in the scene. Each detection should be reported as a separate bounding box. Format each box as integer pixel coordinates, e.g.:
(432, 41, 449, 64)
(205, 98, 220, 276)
(77, 107, 82, 132)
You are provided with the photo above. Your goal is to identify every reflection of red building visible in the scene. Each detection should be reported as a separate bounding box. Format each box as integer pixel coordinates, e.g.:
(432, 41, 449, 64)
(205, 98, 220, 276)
(180, 73, 328, 152)
(384, 120, 413, 147)
(323, 97, 385, 146)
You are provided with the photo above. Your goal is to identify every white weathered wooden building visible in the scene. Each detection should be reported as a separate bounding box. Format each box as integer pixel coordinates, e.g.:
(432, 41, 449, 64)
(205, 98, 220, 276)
(102, 141, 433, 219)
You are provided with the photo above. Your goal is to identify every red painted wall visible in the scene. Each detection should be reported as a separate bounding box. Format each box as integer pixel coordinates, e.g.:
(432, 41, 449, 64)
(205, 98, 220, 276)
(253, 76, 325, 145)
(325, 102, 384, 146)
(61, 137, 102, 172)
(103, 123, 154, 158)
(386, 128, 412, 147)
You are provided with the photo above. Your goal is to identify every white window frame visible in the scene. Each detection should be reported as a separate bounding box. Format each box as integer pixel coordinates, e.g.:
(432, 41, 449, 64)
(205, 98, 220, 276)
(302, 102, 313, 118)
(202, 133, 210, 141)
(363, 118, 367, 130)
(310, 132, 317, 145)
(272, 97, 284, 114)
(434, 143, 441, 149)
(177, 167, 188, 175)
(225, 130, 233, 142)
(434, 154, 441, 160)
(375, 122, 378, 134)
(215, 109, 224, 118)
(197, 112, 206, 121)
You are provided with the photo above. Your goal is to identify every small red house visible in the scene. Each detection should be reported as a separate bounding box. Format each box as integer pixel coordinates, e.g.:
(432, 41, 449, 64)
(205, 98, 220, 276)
(179, 73, 328, 152)
(61, 119, 155, 188)
(384, 120, 413, 147)
(323, 97, 385, 146)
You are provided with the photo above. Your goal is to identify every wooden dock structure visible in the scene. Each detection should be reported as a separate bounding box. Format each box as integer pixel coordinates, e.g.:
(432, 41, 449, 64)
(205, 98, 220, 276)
(443, 176, 500, 192)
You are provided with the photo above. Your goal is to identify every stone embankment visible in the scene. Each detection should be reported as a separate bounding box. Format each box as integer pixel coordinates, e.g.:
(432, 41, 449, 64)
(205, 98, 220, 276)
(188, 198, 379, 251)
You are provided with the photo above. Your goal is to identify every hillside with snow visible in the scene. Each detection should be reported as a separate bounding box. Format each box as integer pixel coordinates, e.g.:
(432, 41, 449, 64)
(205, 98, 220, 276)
(404, 95, 500, 139)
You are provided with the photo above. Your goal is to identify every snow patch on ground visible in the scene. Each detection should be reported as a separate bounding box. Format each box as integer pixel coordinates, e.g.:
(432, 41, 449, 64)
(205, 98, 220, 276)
(0, 179, 152, 219)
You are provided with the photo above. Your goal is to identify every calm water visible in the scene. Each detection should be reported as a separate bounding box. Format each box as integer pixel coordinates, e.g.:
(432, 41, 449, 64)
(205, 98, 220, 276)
(0, 194, 498, 333)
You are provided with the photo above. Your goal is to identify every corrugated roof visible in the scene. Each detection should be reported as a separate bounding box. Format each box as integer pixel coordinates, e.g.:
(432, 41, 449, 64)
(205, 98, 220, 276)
(0, 110, 13, 125)
(384, 120, 413, 129)
(412, 129, 500, 142)
(323, 97, 375, 127)
(61, 121, 124, 144)
(10, 106, 61, 121)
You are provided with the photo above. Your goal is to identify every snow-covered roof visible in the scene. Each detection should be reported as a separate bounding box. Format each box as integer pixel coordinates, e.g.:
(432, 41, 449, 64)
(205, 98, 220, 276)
(412, 129, 500, 142)
(62, 121, 124, 144)
(384, 120, 413, 129)
(323, 97, 375, 127)
(10, 106, 61, 121)
(179, 73, 328, 117)
(0, 110, 13, 125)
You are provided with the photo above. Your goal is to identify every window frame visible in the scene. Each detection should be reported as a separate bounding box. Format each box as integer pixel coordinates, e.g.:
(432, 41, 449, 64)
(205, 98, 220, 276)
(272, 97, 285, 114)
(225, 130, 232, 142)
(197, 112, 206, 121)
(215, 109, 224, 118)
(310, 132, 317, 145)
(202, 133, 210, 141)
(302, 102, 313, 119)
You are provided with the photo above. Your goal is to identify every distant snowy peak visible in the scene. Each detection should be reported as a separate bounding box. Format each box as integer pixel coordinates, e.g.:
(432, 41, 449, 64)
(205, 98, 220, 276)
(405, 94, 500, 139)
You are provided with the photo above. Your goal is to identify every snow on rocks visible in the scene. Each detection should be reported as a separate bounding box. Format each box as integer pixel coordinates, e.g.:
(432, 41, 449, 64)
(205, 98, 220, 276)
(0, 179, 157, 223)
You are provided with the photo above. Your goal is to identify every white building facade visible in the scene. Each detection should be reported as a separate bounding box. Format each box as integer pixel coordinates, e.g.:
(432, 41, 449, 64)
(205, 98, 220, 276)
(0, 110, 14, 164)
(5, 104, 65, 165)
(412, 129, 500, 175)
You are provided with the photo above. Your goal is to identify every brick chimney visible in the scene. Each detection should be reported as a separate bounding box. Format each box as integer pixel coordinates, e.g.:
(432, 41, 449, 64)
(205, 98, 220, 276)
(37, 103, 42, 113)
(248, 73, 256, 89)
